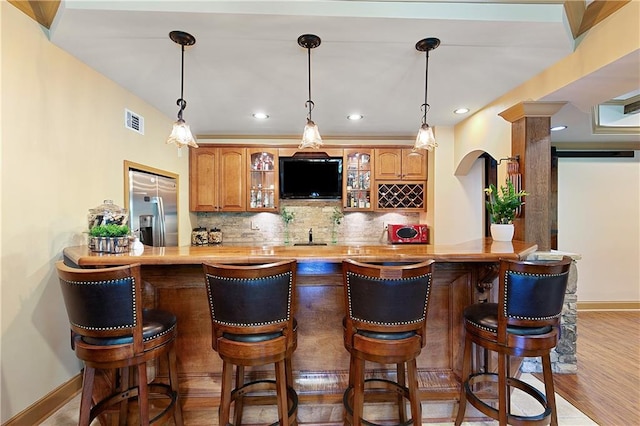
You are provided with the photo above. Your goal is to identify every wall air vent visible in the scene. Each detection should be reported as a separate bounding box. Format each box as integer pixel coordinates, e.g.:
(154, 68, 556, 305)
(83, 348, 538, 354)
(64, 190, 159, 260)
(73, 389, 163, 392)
(125, 109, 144, 135)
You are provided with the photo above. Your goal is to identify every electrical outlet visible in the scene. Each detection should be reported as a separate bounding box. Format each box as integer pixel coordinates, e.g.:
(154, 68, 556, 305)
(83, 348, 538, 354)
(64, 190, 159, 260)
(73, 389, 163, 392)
(383, 222, 389, 230)
(251, 221, 260, 231)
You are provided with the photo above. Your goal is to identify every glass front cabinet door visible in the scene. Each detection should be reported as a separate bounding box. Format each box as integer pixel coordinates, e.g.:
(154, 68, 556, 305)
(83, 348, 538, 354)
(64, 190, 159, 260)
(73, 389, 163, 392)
(343, 149, 373, 211)
(248, 148, 279, 211)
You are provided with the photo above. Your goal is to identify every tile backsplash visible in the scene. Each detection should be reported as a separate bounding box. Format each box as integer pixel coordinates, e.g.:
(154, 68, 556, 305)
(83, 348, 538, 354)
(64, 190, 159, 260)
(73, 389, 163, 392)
(196, 200, 420, 245)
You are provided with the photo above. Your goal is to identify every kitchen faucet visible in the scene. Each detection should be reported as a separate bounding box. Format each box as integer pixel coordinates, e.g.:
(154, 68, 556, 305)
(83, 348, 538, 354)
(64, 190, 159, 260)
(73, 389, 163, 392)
(309, 228, 313, 244)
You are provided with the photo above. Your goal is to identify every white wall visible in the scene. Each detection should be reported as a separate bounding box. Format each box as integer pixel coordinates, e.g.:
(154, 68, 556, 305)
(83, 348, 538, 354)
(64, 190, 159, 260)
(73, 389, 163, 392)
(0, 3, 191, 420)
(558, 155, 640, 302)
(432, 127, 484, 244)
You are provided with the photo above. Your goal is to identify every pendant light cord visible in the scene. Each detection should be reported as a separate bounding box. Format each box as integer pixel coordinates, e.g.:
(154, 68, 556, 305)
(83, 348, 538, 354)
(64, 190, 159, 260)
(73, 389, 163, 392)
(421, 49, 430, 126)
(305, 47, 314, 120)
(177, 44, 186, 120)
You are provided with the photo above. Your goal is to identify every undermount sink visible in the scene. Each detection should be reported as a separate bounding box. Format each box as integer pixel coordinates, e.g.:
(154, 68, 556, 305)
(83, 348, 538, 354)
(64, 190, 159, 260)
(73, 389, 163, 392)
(293, 242, 328, 246)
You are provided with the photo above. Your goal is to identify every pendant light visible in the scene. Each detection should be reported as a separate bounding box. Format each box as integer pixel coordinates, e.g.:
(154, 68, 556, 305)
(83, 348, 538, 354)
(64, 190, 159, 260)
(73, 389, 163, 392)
(298, 34, 323, 149)
(167, 30, 198, 148)
(414, 37, 440, 151)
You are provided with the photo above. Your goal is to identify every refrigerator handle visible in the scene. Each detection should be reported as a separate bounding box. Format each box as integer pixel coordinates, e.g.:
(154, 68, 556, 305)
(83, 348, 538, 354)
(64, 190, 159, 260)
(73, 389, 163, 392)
(153, 196, 166, 247)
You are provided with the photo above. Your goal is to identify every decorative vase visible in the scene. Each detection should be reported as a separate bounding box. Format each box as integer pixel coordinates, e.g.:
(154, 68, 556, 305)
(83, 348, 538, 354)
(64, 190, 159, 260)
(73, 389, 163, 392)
(331, 224, 338, 244)
(284, 224, 291, 245)
(89, 236, 130, 253)
(490, 224, 515, 242)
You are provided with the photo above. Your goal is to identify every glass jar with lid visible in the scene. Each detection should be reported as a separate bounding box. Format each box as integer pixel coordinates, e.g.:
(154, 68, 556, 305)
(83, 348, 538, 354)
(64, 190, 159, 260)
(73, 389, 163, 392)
(191, 227, 209, 246)
(87, 200, 128, 230)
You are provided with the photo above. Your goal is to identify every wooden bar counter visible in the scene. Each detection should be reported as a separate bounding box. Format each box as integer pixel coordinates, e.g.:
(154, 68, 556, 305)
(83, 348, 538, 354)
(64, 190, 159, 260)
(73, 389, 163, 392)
(63, 240, 537, 417)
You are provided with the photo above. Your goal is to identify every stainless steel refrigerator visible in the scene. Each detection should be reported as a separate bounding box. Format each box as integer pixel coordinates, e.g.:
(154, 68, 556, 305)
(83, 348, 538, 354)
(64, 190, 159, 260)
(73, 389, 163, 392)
(128, 169, 178, 247)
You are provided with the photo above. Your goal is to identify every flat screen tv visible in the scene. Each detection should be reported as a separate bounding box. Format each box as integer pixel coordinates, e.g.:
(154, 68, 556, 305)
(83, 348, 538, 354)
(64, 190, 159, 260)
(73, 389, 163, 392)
(279, 157, 343, 199)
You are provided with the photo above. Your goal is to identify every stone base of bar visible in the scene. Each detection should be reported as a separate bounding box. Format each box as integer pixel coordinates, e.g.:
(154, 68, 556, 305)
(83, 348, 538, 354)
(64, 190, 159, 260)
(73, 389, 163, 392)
(522, 254, 579, 374)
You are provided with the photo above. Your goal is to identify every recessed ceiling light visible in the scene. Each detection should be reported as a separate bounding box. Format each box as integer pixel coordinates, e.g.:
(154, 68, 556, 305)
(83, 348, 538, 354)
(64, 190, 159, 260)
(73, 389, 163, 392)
(551, 125, 567, 131)
(347, 114, 364, 121)
(252, 112, 269, 120)
(454, 108, 470, 114)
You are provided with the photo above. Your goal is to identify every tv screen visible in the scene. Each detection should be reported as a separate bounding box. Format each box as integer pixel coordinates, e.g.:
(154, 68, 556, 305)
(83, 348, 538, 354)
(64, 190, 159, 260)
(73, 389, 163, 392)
(279, 157, 343, 199)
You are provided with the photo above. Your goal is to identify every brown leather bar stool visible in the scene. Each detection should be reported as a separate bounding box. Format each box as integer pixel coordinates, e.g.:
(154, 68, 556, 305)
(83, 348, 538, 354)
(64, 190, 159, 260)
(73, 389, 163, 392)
(202, 260, 298, 426)
(341, 259, 434, 426)
(455, 256, 572, 426)
(56, 261, 183, 426)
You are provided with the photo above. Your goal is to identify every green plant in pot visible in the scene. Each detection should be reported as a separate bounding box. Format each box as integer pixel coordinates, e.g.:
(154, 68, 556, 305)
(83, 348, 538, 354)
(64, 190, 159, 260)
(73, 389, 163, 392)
(89, 224, 131, 253)
(484, 180, 528, 241)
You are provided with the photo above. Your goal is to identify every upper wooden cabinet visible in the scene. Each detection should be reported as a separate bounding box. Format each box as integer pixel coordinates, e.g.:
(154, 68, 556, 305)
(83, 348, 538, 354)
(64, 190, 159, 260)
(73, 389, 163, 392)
(189, 147, 246, 212)
(189, 145, 428, 212)
(374, 148, 427, 181)
(247, 148, 279, 212)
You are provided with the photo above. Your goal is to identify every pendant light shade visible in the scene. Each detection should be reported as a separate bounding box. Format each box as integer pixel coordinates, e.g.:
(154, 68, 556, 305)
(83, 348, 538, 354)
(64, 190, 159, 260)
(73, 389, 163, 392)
(413, 37, 440, 152)
(167, 31, 198, 149)
(415, 123, 436, 150)
(298, 34, 323, 149)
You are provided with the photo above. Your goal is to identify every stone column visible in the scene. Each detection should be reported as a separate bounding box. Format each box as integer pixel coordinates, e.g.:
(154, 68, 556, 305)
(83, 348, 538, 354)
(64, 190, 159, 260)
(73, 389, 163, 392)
(521, 252, 580, 374)
(498, 101, 566, 251)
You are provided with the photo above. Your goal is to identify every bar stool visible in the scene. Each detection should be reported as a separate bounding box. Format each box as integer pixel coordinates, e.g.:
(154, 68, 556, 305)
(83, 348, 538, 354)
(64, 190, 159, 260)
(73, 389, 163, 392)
(454, 256, 572, 426)
(341, 259, 434, 426)
(56, 261, 183, 426)
(202, 260, 298, 426)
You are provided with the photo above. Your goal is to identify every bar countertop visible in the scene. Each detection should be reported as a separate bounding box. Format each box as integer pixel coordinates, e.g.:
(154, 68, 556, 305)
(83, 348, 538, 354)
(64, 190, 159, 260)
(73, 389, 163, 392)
(63, 239, 537, 266)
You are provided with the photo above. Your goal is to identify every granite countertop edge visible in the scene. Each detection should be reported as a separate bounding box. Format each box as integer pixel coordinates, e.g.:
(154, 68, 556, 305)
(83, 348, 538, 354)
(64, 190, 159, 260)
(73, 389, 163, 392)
(63, 239, 538, 266)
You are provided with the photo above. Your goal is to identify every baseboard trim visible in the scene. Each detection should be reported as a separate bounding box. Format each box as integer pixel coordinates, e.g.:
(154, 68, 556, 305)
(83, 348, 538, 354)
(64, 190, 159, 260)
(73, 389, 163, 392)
(578, 301, 640, 311)
(3, 373, 82, 426)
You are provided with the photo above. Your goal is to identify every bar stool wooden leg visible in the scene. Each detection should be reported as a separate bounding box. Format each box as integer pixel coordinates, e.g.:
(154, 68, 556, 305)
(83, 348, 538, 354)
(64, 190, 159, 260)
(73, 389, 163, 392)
(220, 361, 234, 425)
(168, 345, 184, 426)
(396, 363, 407, 423)
(506, 356, 512, 419)
(79, 366, 96, 426)
(407, 359, 421, 426)
(454, 334, 473, 426)
(542, 354, 559, 426)
(353, 357, 365, 426)
(498, 353, 508, 426)
(118, 367, 130, 426)
(285, 357, 294, 391)
(275, 359, 289, 426)
(137, 361, 150, 425)
(234, 365, 245, 426)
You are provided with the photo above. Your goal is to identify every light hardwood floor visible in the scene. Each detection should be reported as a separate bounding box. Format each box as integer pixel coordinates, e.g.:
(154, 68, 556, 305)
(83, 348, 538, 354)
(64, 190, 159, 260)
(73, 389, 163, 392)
(534, 310, 640, 425)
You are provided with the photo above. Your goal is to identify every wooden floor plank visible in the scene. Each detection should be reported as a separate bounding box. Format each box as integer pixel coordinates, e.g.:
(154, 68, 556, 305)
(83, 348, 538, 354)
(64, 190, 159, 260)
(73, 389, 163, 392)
(535, 311, 640, 425)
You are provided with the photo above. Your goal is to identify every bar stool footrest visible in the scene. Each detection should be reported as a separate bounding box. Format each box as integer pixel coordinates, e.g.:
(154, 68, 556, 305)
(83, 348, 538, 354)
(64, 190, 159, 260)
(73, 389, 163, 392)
(230, 379, 298, 426)
(90, 383, 178, 424)
(464, 372, 551, 426)
(343, 378, 414, 426)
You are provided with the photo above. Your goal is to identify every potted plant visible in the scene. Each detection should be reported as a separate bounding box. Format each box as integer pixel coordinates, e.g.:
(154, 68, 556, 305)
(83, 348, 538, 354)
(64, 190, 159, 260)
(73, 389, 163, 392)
(89, 224, 131, 253)
(484, 180, 528, 241)
(280, 207, 295, 245)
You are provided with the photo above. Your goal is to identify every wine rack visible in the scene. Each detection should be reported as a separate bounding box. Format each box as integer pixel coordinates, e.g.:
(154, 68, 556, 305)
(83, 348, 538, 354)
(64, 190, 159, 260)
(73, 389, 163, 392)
(376, 183, 425, 210)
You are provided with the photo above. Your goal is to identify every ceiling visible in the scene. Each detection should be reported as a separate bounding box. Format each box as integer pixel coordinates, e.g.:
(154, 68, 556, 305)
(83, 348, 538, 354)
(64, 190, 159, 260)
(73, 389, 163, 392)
(32, 1, 640, 147)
